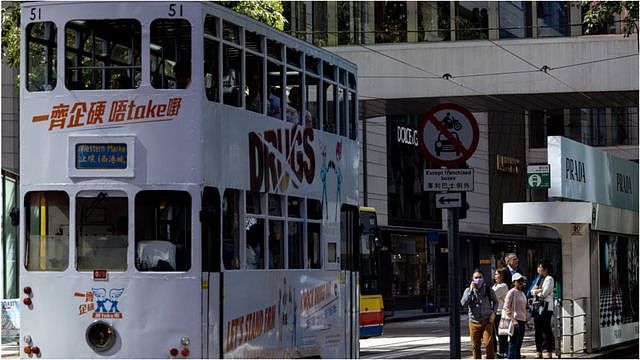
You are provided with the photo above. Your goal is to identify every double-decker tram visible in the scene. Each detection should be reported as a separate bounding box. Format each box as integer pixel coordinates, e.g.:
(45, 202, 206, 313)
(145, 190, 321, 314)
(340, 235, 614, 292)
(18, 2, 360, 358)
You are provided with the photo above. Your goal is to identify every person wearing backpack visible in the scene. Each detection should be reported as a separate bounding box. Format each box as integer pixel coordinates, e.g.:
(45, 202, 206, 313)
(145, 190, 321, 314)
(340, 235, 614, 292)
(461, 269, 499, 359)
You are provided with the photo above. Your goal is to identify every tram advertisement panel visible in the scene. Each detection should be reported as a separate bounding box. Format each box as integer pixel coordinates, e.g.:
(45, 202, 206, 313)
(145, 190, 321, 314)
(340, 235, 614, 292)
(599, 234, 639, 346)
(223, 271, 344, 358)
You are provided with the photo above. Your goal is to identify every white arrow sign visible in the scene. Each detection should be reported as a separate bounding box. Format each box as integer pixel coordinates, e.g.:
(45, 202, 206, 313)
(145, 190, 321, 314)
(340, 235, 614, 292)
(435, 193, 462, 208)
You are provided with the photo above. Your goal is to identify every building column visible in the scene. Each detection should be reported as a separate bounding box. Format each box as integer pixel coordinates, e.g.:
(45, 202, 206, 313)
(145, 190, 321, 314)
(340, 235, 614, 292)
(363, 2, 375, 44)
(550, 223, 591, 355)
(407, 1, 418, 43)
(570, 1, 583, 37)
(488, 1, 499, 40)
(327, 1, 337, 46)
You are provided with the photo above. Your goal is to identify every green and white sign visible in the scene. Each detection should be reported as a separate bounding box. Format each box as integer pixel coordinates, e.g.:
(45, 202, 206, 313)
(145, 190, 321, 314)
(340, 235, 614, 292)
(527, 164, 550, 189)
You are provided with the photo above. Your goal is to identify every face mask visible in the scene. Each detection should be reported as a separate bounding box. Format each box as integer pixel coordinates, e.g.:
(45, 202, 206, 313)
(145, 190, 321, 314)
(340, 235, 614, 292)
(473, 278, 484, 287)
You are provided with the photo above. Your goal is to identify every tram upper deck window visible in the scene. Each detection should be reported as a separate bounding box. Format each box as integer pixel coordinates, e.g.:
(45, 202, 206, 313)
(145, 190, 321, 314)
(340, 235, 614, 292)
(76, 192, 128, 272)
(150, 19, 191, 89)
(25, 191, 69, 271)
(26, 22, 57, 92)
(65, 19, 140, 90)
(135, 191, 191, 271)
(204, 15, 220, 102)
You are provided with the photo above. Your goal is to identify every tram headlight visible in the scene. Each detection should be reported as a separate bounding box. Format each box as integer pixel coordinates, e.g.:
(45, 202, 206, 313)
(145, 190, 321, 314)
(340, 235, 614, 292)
(85, 321, 117, 352)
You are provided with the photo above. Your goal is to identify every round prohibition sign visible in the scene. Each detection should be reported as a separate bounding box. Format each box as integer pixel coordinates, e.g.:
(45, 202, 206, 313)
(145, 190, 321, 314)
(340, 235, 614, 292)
(418, 103, 479, 167)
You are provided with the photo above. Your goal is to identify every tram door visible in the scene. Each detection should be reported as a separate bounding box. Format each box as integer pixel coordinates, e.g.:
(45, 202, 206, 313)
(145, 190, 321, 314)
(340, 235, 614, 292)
(201, 188, 222, 358)
(341, 205, 360, 357)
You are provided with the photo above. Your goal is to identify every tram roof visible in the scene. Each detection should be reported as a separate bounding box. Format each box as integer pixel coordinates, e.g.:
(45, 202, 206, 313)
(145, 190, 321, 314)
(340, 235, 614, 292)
(21, 1, 358, 74)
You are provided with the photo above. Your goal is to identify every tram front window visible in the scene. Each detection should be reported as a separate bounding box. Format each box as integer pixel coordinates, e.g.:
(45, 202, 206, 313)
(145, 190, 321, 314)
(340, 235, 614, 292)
(25, 191, 69, 271)
(76, 192, 128, 272)
(135, 191, 191, 271)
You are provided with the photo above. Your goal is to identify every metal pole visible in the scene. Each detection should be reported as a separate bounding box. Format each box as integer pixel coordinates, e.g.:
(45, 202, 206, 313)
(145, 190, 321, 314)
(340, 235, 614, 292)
(448, 207, 461, 359)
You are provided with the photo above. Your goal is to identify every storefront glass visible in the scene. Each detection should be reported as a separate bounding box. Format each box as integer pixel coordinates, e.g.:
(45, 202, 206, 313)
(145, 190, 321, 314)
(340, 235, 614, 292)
(598, 234, 639, 347)
(386, 115, 441, 228)
(391, 234, 426, 299)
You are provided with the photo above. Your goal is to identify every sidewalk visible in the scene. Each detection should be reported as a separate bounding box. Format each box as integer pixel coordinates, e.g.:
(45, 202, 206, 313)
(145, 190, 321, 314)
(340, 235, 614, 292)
(385, 310, 638, 359)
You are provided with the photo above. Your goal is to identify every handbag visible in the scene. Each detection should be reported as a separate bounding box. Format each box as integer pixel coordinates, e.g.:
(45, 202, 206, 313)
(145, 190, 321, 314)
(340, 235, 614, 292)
(498, 292, 516, 337)
(531, 298, 546, 317)
(498, 317, 514, 336)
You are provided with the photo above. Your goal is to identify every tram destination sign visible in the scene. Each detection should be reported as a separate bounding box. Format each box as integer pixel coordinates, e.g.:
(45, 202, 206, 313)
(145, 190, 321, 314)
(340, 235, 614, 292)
(424, 168, 474, 192)
(76, 143, 127, 169)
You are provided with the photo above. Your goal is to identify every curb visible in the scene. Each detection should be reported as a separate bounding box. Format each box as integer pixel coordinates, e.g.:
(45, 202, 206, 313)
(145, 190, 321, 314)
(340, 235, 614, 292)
(385, 312, 449, 323)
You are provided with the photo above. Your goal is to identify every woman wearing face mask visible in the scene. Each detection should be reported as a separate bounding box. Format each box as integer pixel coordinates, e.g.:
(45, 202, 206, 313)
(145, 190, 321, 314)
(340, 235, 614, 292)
(461, 269, 499, 359)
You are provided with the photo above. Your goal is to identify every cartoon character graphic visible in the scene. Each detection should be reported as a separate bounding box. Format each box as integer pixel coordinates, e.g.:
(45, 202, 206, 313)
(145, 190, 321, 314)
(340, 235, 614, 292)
(108, 288, 125, 312)
(93, 288, 109, 313)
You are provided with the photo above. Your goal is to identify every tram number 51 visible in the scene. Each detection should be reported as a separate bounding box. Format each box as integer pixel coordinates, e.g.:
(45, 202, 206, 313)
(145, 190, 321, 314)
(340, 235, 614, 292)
(168, 4, 183, 17)
(29, 8, 42, 21)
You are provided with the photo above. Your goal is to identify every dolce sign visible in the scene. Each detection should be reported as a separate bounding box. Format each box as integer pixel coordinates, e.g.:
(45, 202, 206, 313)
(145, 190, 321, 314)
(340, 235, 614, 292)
(397, 126, 418, 146)
(548, 136, 638, 211)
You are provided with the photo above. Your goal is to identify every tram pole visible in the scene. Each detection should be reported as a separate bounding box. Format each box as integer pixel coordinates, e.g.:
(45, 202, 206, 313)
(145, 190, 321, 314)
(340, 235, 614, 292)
(448, 207, 461, 359)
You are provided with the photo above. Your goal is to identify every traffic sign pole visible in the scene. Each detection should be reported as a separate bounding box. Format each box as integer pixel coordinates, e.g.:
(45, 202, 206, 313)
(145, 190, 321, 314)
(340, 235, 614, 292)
(448, 207, 461, 359)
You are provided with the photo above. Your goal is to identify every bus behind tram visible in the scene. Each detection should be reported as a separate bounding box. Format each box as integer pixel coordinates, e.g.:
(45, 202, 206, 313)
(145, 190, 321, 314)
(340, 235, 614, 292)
(18, 2, 360, 358)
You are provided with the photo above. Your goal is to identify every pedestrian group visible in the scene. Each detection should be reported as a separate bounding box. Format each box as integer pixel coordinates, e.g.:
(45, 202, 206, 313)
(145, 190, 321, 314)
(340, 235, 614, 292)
(461, 253, 556, 359)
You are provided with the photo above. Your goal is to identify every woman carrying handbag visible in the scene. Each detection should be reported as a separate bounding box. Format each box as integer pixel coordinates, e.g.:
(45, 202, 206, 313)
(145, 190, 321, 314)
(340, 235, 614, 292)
(503, 273, 528, 359)
(531, 261, 555, 358)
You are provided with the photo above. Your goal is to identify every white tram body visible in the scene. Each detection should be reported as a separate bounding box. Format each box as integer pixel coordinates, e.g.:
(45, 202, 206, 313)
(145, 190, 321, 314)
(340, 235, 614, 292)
(19, 2, 359, 358)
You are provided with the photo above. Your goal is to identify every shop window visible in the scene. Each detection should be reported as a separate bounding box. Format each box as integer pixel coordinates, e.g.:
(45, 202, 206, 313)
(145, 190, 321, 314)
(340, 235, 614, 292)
(76, 191, 128, 271)
(456, 1, 489, 40)
(135, 191, 191, 271)
(537, 1, 570, 37)
(26, 22, 57, 92)
(337, 1, 353, 45)
(25, 191, 69, 271)
(418, 1, 451, 41)
(499, 1, 532, 38)
(375, 1, 408, 43)
(312, 2, 328, 46)
(150, 19, 191, 89)
(222, 189, 240, 270)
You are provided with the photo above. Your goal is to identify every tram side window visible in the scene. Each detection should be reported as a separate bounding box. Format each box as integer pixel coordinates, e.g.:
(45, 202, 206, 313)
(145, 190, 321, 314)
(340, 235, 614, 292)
(349, 90, 357, 140)
(267, 60, 284, 119)
(288, 196, 303, 269)
(135, 191, 191, 271)
(269, 220, 284, 269)
(223, 44, 242, 107)
(246, 53, 264, 114)
(323, 81, 336, 134)
(26, 22, 57, 92)
(204, 15, 219, 102)
(308, 223, 321, 269)
(285, 69, 303, 125)
(202, 187, 221, 272)
(246, 217, 265, 269)
(307, 199, 322, 269)
(76, 192, 128, 272)
(150, 19, 192, 89)
(222, 189, 240, 270)
(65, 19, 141, 90)
(25, 191, 69, 271)
(204, 39, 219, 102)
(306, 75, 320, 130)
(338, 87, 347, 137)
